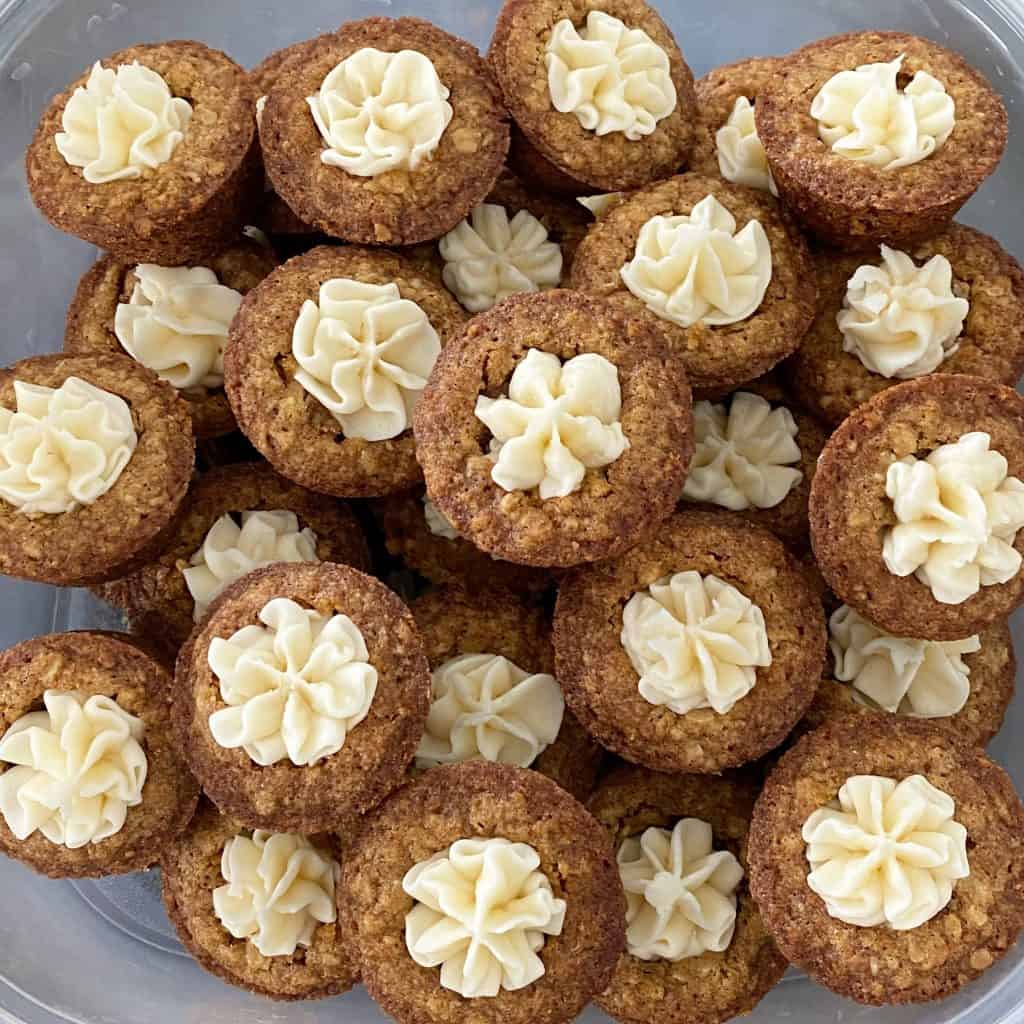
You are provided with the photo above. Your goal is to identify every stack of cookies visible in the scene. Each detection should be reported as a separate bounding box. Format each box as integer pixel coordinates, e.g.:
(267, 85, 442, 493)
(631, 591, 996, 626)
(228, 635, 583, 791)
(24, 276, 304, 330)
(3, 2, 1024, 1021)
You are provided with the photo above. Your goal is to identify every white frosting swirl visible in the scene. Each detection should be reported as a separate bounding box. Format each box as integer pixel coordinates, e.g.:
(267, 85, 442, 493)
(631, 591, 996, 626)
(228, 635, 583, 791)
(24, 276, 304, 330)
(618, 818, 743, 961)
(620, 195, 772, 328)
(883, 432, 1024, 604)
(829, 605, 978, 717)
(838, 245, 968, 380)
(546, 11, 676, 141)
(423, 496, 459, 540)
(308, 48, 453, 177)
(0, 377, 137, 516)
(292, 278, 441, 442)
(207, 597, 377, 766)
(683, 392, 802, 511)
(803, 774, 969, 930)
(403, 837, 566, 998)
(415, 654, 564, 769)
(715, 96, 776, 194)
(183, 511, 319, 622)
(622, 571, 771, 715)
(439, 205, 562, 313)
(55, 61, 192, 184)
(578, 193, 622, 218)
(475, 349, 629, 500)
(810, 55, 955, 171)
(0, 690, 146, 849)
(113, 265, 242, 391)
(213, 830, 339, 957)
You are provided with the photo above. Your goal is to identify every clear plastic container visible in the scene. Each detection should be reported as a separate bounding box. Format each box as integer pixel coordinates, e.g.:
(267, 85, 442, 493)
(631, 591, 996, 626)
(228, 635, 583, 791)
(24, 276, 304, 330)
(1, 0, 1023, 1021)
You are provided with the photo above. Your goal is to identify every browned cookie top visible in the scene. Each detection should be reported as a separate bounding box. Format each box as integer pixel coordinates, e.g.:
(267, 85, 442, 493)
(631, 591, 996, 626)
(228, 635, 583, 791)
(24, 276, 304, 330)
(0, 353, 194, 586)
(26, 41, 258, 263)
(64, 239, 278, 439)
(161, 800, 356, 1000)
(174, 562, 429, 834)
(96, 461, 369, 653)
(225, 244, 466, 497)
(409, 586, 602, 800)
(414, 289, 692, 567)
(554, 510, 825, 773)
(261, 18, 509, 245)
(341, 761, 625, 1024)
(790, 225, 1024, 426)
(810, 374, 1024, 640)
(570, 173, 816, 392)
(757, 32, 1007, 246)
(589, 768, 787, 1024)
(0, 631, 199, 878)
(489, 0, 697, 191)
(748, 716, 1024, 1004)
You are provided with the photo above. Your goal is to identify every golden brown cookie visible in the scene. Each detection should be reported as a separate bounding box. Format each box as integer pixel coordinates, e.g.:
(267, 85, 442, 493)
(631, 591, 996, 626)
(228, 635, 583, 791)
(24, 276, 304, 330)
(757, 32, 1007, 249)
(554, 510, 826, 772)
(409, 586, 603, 800)
(810, 375, 1024, 640)
(95, 461, 369, 658)
(570, 173, 816, 392)
(589, 768, 788, 1024)
(748, 716, 1024, 1004)
(26, 41, 260, 264)
(488, 0, 698, 190)
(63, 239, 278, 439)
(225, 244, 467, 497)
(341, 761, 625, 1024)
(507, 124, 591, 197)
(414, 289, 692, 567)
(789, 225, 1024, 426)
(373, 487, 553, 595)
(0, 631, 199, 878)
(261, 18, 509, 245)
(174, 562, 429, 833)
(162, 800, 355, 1000)
(0, 353, 194, 586)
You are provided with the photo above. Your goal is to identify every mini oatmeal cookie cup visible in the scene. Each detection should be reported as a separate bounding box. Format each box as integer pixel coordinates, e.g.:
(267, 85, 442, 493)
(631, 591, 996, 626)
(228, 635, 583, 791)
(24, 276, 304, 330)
(341, 761, 625, 1024)
(373, 488, 553, 595)
(261, 17, 509, 245)
(225, 244, 466, 497)
(805, 616, 1015, 748)
(26, 41, 260, 265)
(789, 225, 1024, 426)
(95, 461, 369, 657)
(680, 374, 830, 548)
(174, 562, 429, 834)
(410, 586, 603, 800)
(414, 289, 692, 568)
(748, 716, 1024, 1004)
(0, 354, 194, 586)
(488, 0, 698, 191)
(589, 768, 788, 1024)
(507, 124, 591, 197)
(162, 800, 356, 1001)
(63, 238, 278, 439)
(0, 631, 199, 879)
(757, 31, 1008, 249)
(570, 173, 816, 393)
(810, 375, 1024, 641)
(553, 510, 825, 773)
(689, 57, 785, 181)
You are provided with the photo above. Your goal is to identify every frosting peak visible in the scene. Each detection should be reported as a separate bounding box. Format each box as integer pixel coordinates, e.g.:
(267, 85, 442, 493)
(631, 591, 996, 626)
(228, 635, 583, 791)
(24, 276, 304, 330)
(715, 96, 776, 194)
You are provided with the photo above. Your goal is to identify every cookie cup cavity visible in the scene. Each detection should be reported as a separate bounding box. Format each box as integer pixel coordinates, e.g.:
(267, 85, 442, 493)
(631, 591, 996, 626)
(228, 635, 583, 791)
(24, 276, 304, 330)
(809, 375, 1024, 640)
(748, 716, 1024, 1004)
(174, 562, 429, 833)
(26, 41, 260, 264)
(0, 354, 194, 586)
(757, 31, 1007, 249)
(414, 289, 692, 568)
(553, 510, 825, 772)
